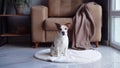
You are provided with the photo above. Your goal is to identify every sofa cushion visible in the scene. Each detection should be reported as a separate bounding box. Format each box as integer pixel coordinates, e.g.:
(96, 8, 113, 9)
(44, 18, 72, 31)
(48, 0, 83, 17)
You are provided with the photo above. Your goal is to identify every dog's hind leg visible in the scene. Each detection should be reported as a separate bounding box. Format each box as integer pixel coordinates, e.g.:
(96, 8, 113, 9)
(50, 45, 55, 56)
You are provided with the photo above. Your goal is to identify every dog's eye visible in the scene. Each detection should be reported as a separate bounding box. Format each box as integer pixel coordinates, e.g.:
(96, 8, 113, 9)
(65, 28, 67, 30)
(59, 28, 62, 30)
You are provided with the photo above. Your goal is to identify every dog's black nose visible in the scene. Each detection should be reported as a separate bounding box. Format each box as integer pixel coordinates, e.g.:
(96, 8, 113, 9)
(62, 32, 65, 35)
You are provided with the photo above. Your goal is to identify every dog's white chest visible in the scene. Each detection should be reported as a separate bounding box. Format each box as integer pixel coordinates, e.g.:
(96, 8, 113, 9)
(54, 35, 68, 47)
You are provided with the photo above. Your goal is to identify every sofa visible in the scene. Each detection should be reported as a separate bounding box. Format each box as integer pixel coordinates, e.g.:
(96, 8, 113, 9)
(31, 0, 102, 48)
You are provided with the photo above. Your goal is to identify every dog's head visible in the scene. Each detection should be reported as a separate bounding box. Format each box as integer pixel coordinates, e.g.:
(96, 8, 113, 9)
(55, 23, 71, 36)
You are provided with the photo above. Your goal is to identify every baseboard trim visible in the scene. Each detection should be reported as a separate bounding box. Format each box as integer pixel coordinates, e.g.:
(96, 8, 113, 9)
(100, 40, 110, 46)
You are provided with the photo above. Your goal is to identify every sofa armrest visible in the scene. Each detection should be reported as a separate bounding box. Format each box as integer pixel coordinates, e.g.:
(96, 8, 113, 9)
(31, 6, 48, 42)
(87, 3, 102, 42)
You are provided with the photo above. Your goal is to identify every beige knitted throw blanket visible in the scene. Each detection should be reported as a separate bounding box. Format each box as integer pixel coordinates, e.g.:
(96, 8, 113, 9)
(72, 2, 95, 50)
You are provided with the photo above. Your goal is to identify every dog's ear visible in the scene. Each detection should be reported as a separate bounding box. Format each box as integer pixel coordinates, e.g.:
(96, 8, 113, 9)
(55, 23, 61, 30)
(65, 23, 71, 29)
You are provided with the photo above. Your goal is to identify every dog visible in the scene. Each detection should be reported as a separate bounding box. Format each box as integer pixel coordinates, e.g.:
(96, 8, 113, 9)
(50, 23, 71, 57)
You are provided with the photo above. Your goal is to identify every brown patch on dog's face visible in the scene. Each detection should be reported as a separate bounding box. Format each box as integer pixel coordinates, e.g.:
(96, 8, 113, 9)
(65, 23, 71, 29)
(55, 23, 61, 31)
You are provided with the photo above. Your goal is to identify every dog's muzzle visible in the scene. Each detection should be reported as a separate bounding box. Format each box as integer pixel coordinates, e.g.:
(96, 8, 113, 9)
(62, 32, 65, 35)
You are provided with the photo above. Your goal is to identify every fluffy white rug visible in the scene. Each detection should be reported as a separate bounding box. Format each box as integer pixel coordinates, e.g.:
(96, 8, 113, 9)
(34, 49, 102, 63)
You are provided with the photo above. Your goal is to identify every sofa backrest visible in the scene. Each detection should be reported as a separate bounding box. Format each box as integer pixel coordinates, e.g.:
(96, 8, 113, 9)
(48, 0, 83, 17)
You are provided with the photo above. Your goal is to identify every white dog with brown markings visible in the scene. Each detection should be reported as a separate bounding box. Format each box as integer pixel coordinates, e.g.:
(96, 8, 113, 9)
(50, 23, 71, 57)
